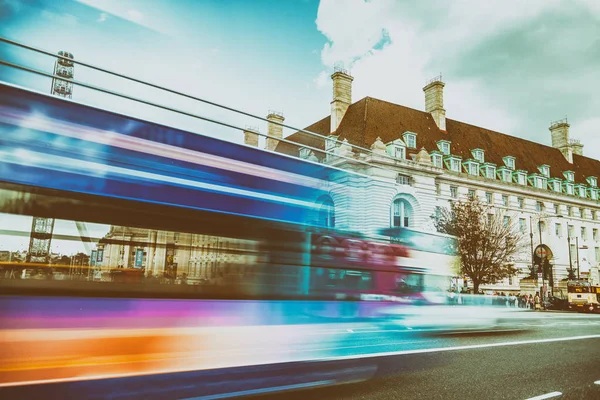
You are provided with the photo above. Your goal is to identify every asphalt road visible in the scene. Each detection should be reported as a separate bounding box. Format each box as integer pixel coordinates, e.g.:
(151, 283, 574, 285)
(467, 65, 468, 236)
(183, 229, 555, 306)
(256, 312, 600, 400)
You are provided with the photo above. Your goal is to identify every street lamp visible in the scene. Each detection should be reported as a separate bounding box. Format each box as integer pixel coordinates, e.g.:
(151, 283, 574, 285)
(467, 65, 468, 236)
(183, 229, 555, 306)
(530, 214, 563, 298)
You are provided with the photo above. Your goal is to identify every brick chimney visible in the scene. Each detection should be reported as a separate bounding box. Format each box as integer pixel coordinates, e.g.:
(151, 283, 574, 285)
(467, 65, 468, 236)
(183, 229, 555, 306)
(330, 66, 353, 133)
(243, 126, 259, 147)
(423, 75, 446, 131)
(550, 119, 573, 163)
(265, 111, 284, 151)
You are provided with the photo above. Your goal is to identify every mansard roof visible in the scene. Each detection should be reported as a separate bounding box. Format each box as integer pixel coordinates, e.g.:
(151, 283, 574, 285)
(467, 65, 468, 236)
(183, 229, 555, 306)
(275, 96, 600, 186)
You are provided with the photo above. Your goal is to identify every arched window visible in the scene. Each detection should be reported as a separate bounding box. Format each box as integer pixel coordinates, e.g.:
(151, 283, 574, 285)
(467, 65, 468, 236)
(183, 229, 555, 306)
(318, 197, 335, 228)
(391, 198, 413, 227)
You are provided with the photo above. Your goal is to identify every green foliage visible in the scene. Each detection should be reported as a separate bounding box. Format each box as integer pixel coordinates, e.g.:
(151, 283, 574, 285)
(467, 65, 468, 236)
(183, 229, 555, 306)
(431, 197, 525, 293)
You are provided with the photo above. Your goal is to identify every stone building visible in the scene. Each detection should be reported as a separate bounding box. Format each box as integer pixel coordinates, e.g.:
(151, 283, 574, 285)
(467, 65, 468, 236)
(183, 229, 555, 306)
(245, 68, 600, 292)
(93, 225, 257, 284)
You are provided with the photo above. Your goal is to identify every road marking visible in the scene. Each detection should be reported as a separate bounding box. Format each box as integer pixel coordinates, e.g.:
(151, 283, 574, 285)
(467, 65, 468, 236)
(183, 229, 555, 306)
(319, 334, 600, 361)
(182, 380, 336, 399)
(525, 392, 562, 400)
(594, 380, 600, 385)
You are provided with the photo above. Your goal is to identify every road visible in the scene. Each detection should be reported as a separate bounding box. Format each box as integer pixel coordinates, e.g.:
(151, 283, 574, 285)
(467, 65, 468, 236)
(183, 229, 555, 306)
(1, 310, 599, 399)
(256, 312, 600, 400)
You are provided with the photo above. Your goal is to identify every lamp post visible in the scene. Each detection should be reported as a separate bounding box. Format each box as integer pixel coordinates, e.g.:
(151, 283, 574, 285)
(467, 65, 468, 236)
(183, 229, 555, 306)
(531, 214, 563, 299)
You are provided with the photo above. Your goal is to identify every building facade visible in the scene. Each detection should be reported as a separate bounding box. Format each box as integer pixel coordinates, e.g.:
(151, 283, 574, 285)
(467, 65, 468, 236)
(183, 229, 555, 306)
(247, 69, 600, 292)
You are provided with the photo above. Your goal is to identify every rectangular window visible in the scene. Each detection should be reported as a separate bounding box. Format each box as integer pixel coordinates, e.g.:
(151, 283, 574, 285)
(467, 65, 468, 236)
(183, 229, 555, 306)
(487, 213, 493, 225)
(567, 206, 573, 217)
(593, 210, 598, 220)
(505, 158, 515, 169)
(517, 174, 526, 185)
(568, 225, 574, 237)
(593, 228, 598, 242)
(486, 166, 496, 179)
(570, 244, 577, 261)
(405, 134, 416, 148)
(433, 154, 443, 168)
(503, 216, 510, 227)
(581, 227, 587, 240)
(440, 142, 450, 155)
(486, 192, 493, 204)
(596, 247, 600, 263)
(502, 170, 511, 182)
(468, 163, 479, 176)
(396, 174, 410, 185)
(517, 198, 524, 209)
(436, 183, 441, 195)
(395, 146, 405, 159)
(566, 184, 574, 195)
(554, 204, 559, 214)
(450, 186, 458, 199)
(468, 189, 475, 199)
(580, 208, 585, 219)
(451, 159, 461, 172)
(536, 201, 543, 212)
(555, 223, 562, 237)
(553, 181, 561, 192)
(519, 218, 526, 233)
(502, 195, 508, 207)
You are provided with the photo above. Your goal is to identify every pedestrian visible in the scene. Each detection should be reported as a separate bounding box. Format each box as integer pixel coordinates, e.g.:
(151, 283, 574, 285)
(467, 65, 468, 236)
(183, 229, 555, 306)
(534, 292, 541, 311)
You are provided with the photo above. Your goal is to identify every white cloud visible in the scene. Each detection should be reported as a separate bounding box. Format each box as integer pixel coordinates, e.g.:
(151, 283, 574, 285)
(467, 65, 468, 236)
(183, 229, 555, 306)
(97, 12, 107, 22)
(314, 0, 598, 146)
(126, 9, 144, 23)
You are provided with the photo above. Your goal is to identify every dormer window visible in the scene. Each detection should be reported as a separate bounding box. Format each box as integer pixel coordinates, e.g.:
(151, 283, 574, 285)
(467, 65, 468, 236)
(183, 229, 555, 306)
(431, 152, 443, 168)
(444, 155, 462, 172)
(464, 160, 480, 176)
(590, 188, 598, 200)
(482, 163, 496, 180)
(548, 178, 561, 193)
(563, 171, 574, 182)
(497, 167, 512, 183)
(514, 170, 527, 186)
(539, 165, 550, 177)
(564, 181, 574, 195)
(587, 176, 597, 187)
(403, 132, 417, 149)
(394, 146, 406, 159)
(472, 149, 484, 163)
(386, 139, 406, 160)
(528, 174, 547, 190)
(437, 140, 451, 155)
(577, 185, 587, 198)
(503, 156, 516, 170)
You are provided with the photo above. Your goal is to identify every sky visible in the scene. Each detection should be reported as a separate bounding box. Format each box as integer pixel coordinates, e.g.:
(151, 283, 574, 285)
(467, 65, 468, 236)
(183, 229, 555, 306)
(0, 0, 599, 253)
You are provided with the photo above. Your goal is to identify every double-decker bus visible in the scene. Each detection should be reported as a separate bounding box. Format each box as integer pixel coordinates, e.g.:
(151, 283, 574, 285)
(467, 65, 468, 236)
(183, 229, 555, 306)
(567, 280, 600, 313)
(0, 81, 460, 393)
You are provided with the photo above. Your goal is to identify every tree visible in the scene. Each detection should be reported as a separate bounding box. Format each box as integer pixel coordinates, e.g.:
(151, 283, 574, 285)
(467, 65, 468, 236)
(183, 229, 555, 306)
(432, 197, 525, 293)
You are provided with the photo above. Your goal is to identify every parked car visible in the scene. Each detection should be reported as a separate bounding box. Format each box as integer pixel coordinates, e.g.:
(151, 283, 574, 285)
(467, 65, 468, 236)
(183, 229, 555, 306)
(543, 296, 568, 310)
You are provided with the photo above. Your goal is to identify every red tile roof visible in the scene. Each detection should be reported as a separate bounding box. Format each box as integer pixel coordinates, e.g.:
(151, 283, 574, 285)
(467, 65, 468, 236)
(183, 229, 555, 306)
(275, 96, 600, 186)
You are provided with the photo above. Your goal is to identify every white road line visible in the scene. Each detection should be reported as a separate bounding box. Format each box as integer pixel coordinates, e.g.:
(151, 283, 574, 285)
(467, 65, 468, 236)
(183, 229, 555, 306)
(524, 391, 562, 400)
(181, 380, 335, 399)
(319, 334, 600, 361)
(594, 380, 600, 385)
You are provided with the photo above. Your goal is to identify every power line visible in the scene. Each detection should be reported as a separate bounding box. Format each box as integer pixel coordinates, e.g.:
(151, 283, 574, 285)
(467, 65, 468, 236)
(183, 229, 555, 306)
(0, 36, 395, 159)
